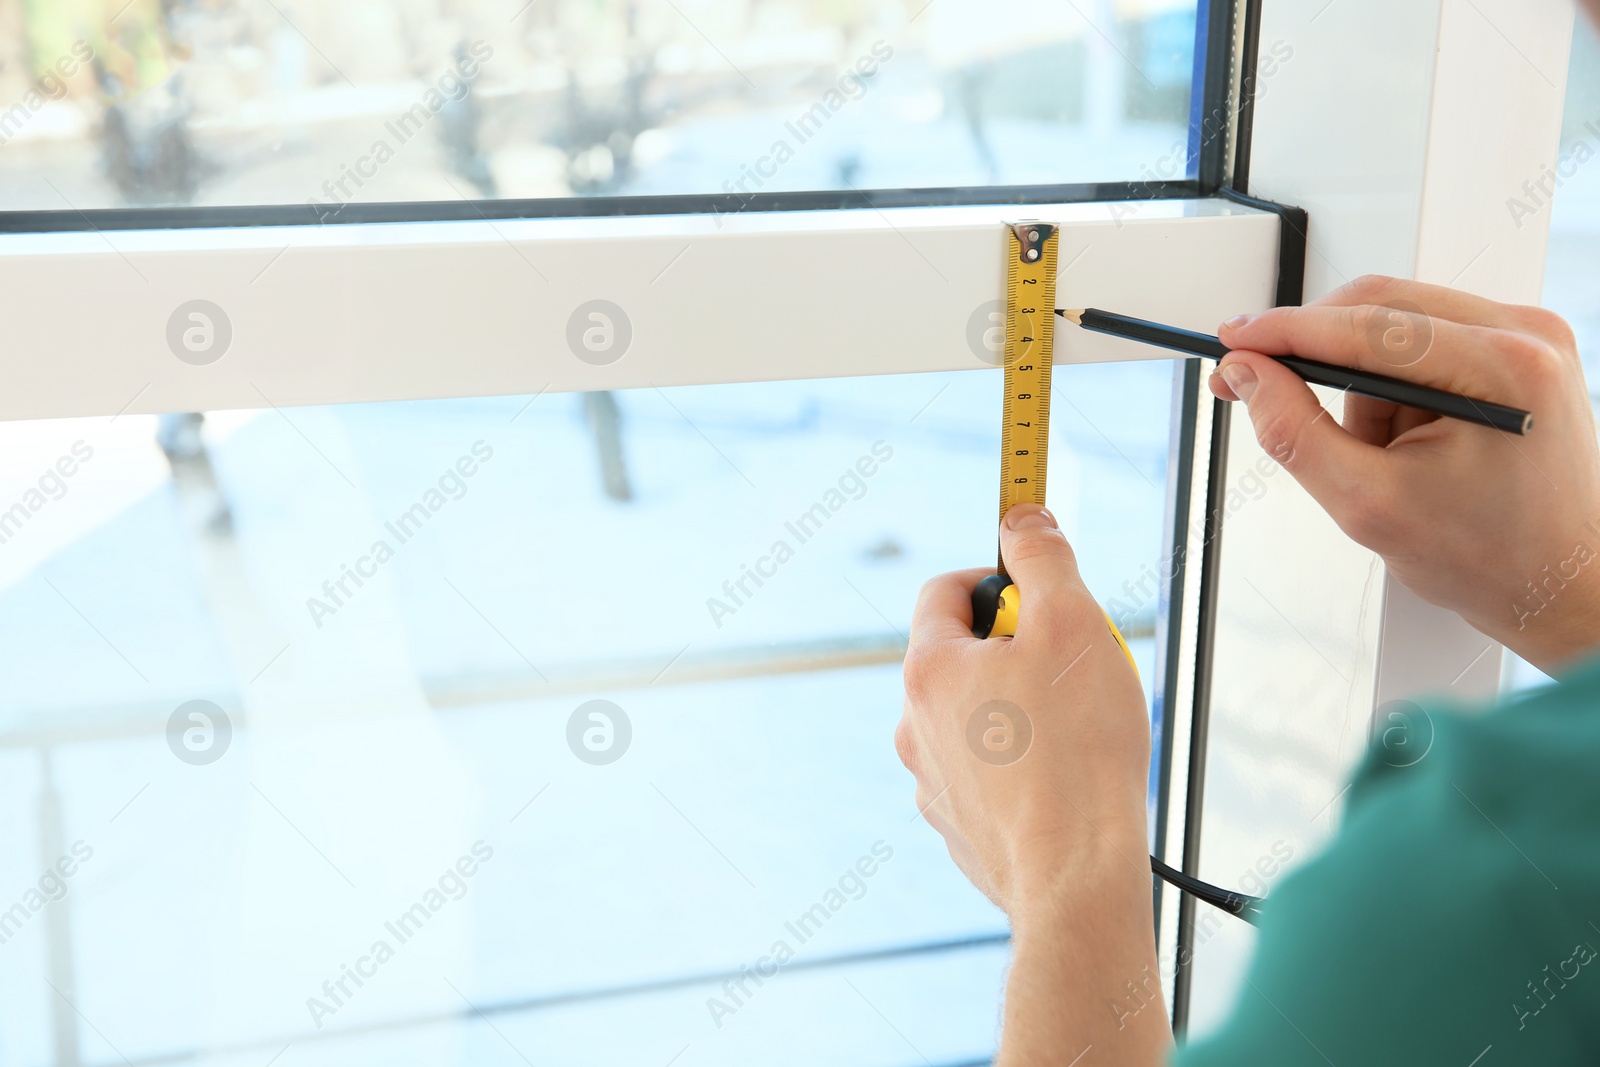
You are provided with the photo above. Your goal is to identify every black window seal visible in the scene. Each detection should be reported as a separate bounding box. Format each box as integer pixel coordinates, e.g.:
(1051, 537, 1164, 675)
(0, 179, 1203, 234)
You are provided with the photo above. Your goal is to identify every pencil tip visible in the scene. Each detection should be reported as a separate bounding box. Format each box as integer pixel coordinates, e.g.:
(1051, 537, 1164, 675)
(1056, 309, 1083, 325)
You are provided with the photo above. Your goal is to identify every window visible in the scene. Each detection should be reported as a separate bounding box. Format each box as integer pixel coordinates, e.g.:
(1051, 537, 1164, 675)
(2, 362, 1183, 1065)
(3, 0, 1198, 212)
(0, 0, 1285, 1063)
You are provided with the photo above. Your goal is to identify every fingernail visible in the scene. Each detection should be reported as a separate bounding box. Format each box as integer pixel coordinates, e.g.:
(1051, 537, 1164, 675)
(1006, 504, 1057, 530)
(1221, 363, 1257, 404)
(1221, 314, 1253, 331)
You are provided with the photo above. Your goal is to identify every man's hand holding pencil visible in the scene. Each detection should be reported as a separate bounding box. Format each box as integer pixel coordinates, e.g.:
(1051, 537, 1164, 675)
(1210, 273, 1600, 673)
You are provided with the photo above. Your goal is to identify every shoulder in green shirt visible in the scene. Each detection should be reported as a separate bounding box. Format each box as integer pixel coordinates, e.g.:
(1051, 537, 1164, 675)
(1174, 656, 1600, 1065)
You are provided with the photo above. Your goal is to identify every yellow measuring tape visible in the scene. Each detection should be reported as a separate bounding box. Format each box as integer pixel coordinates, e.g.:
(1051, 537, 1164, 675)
(970, 222, 1137, 674)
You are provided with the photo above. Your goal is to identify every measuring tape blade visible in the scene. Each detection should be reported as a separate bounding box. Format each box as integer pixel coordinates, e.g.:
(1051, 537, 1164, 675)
(970, 222, 1137, 672)
(996, 222, 1058, 576)
(971, 221, 1056, 641)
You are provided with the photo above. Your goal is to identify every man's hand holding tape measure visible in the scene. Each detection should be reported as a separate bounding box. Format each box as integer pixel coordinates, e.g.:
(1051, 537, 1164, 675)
(896, 500, 1173, 1062)
(894, 222, 1173, 1063)
(896, 503, 1152, 910)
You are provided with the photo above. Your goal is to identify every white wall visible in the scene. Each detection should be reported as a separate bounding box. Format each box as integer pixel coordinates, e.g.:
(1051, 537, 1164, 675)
(1182, 0, 1574, 1035)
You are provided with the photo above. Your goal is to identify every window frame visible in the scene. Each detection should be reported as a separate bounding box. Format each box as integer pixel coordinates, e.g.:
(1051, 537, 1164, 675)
(0, 199, 1281, 420)
(2, 0, 1299, 1053)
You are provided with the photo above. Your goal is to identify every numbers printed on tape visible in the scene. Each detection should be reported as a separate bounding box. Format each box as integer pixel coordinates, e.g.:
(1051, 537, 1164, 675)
(996, 223, 1058, 575)
(976, 223, 1138, 665)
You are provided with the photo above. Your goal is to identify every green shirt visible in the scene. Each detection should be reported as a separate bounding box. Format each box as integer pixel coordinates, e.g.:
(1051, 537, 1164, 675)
(1174, 656, 1600, 1065)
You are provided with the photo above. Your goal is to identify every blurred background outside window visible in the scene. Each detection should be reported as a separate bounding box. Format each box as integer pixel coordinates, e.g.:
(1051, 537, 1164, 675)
(0, 1, 1200, 1064)
(0, 0, 1198, 210)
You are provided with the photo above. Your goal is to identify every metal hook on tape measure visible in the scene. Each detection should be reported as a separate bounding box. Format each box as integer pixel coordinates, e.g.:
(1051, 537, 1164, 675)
(970, 574, 1138, 674)
(1009, 221, 1055, 262)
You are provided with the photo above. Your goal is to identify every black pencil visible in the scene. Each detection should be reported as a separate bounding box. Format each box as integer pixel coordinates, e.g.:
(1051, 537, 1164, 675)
(1057, 307, 1533, 436)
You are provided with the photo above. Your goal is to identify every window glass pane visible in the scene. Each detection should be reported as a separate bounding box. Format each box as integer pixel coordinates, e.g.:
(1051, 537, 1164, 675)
(1513, 12, 1600, 693)
(0, 362, 1172, 1064)
(0, 0, 1198, 212)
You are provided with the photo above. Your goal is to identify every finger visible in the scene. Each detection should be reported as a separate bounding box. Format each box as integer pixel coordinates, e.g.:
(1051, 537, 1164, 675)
(1390, 404, 1441, 439)
(1214, 361, 1442, 448)
(1216, 351, 1397, 523)
(909, 566, 992, 651)
(997, 504, 1097, 645)
(1311, 274, 1521, 328)
(1312, 275, 1577, 352)
(1208, 367, 1238, 402)
(1218, 304, 1537, 397)
(1341, 393, 1442, 446)
(1341, 392, 1401, 447)
(1218, 359, 1445, 450)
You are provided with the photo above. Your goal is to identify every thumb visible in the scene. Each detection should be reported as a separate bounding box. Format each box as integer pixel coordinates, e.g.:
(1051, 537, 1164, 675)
(1213, 351, 1391, 521)
(999, 503, 1095, 644)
